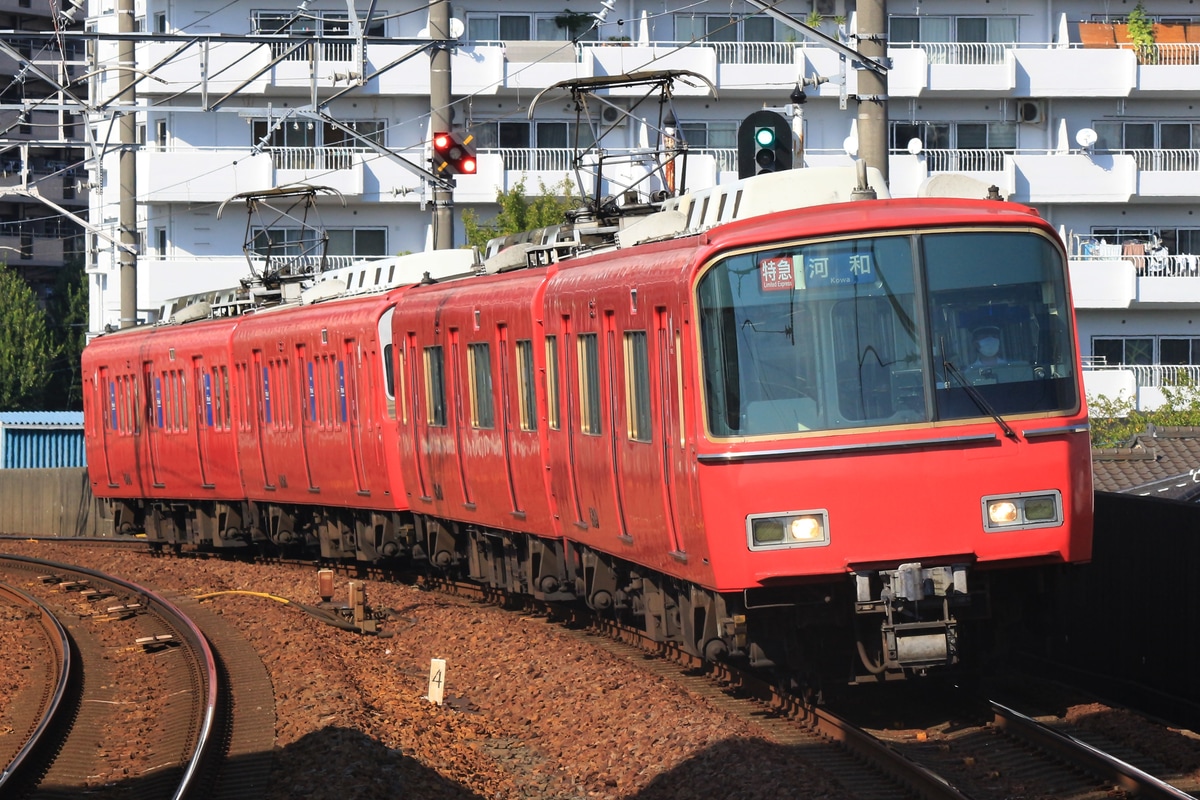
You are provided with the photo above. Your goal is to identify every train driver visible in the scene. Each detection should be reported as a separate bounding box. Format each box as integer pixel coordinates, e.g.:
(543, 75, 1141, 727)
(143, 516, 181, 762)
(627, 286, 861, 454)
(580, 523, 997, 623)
(969, 325, 1006, 369)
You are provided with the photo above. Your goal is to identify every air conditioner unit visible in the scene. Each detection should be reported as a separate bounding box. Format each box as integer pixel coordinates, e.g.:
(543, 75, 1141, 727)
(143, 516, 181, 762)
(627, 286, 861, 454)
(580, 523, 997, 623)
(601, 105, 628, 127)
(1017, 99, 1045, 125)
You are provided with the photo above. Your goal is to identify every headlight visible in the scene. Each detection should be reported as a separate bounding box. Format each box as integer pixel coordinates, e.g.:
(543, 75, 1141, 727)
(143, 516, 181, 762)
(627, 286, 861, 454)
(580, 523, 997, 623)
(747, 510, 829, 550)
(982, 491, 1062, 531)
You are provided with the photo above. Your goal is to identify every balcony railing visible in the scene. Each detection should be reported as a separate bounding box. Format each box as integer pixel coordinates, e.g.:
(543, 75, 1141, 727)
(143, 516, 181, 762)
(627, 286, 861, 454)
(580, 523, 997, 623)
(1087, 363, 1200, 388)
(490, 148, 575, 172)
(893, 41, 1012, 65)
(268, 146, 359, 171)
(920, 148, 1010, 172)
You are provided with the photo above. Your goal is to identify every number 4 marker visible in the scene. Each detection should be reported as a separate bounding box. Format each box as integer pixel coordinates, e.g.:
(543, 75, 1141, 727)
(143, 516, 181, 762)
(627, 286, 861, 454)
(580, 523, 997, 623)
(427, 658, 447, 705)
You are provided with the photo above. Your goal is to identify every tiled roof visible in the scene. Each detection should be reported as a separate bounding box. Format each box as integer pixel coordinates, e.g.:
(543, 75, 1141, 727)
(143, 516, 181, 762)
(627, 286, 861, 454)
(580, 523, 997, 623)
(1092, 426, 1200, 500)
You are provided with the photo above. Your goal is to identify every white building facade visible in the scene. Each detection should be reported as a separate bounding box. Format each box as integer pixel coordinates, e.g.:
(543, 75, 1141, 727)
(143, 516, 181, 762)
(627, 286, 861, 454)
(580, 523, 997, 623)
(82, 0, 1200, 409)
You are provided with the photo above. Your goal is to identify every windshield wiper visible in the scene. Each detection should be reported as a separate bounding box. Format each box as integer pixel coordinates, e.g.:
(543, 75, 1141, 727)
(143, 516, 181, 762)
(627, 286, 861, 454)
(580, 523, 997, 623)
(941, 357, 1019, 442)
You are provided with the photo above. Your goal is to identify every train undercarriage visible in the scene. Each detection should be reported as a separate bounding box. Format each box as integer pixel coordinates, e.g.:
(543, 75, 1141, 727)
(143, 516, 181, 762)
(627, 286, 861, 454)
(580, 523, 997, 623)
(106, 496, 1003, 687)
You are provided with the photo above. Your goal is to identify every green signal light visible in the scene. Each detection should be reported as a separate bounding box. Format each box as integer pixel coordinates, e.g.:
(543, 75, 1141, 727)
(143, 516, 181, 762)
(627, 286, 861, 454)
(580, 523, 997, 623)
(754, 127, 776, 147)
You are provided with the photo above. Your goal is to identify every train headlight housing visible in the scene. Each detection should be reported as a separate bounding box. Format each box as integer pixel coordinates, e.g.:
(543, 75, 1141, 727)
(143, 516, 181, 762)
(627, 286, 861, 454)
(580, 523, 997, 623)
(747, 510, 829, 550)
(982, 490, 1062, 531)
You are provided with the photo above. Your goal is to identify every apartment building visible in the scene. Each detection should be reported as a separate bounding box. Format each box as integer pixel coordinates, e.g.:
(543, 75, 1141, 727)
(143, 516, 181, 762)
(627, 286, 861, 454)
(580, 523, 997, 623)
(0, 0, 86, 295)
(82, 0, 1200, 409)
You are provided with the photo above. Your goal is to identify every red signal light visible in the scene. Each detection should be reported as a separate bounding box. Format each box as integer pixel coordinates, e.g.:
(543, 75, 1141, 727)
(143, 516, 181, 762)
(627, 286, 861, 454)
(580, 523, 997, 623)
(431, 131, 477, 176)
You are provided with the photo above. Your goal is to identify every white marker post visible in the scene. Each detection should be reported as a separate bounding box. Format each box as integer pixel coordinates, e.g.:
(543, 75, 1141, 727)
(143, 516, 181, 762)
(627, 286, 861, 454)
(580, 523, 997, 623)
(427, 658, 447, 705)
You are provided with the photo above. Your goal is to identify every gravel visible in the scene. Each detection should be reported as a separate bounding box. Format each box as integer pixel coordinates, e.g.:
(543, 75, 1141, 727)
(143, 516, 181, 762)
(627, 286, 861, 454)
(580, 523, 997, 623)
(0, 540, 851, 800)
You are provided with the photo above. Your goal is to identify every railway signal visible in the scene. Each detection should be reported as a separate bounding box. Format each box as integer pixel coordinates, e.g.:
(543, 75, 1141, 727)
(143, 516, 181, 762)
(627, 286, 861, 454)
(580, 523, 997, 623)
(432, 131, 477, 176)
(738, 110, 792, 178)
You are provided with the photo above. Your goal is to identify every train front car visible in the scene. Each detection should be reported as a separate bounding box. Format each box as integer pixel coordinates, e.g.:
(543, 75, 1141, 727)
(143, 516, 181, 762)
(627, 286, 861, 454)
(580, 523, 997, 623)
(690, 198, 1092, 683)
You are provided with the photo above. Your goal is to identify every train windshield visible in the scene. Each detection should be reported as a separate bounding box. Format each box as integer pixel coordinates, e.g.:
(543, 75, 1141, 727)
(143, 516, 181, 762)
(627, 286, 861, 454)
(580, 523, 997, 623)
(697, 229, 1077, 437)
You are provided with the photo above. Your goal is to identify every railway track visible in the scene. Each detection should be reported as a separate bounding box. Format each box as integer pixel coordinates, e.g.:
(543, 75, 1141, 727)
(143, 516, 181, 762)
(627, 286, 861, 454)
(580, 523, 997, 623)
(0, 554, 222, 799)
(5, 539, 1199, 800)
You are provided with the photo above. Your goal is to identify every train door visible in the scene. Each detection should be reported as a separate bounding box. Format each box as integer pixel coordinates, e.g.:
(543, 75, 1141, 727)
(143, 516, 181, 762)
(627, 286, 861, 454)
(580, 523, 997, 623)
(561, 317, 586, 528)
(497, 326, 522, 514)
(296, 344, 318, 491)
(656, 308, 685, 555)
(96, 366, 118, 487)
(143, 360, 165, 488)
(604, 313, 632, 540)
(407, 333, 432, 500)
(449, 328, 473, 506)
(192, 355, 214, 488)
(343, 338, 370, 495)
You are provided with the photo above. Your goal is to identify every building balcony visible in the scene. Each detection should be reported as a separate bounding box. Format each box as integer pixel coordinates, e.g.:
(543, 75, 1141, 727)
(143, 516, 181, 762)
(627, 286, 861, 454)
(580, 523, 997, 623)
(1083, 363, 1200, 411)
(123, 32, 1200, 100)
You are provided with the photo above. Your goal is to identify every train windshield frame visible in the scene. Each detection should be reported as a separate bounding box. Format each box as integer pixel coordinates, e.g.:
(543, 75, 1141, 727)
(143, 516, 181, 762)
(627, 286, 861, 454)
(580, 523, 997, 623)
(696, 227, 1077, 438)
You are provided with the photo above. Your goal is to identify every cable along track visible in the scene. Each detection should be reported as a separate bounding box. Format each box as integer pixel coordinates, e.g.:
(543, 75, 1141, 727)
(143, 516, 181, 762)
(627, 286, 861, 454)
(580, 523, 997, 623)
(0, 554, 220, 800)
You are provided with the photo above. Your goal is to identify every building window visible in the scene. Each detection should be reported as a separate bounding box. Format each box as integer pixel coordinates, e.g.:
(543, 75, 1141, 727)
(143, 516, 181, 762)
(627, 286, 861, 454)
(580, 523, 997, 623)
(679, 121, 737, 149)
(624, 331, 651, 442)
(1160, 338, 1200, 366)
(1093, 337, 1153, 366)
(673, 13, 785, 43)
(467, 13, 598, 42)
(467, 342, 494, 429)
(890, 121, 1014, 171)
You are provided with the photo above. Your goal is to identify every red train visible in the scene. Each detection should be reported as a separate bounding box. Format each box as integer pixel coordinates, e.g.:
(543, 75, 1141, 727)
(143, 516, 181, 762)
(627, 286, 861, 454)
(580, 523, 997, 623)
(82, 167, 1093, 683)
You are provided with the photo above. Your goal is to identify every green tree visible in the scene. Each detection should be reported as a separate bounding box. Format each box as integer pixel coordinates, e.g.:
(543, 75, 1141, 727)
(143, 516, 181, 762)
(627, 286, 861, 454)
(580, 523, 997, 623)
(0, 261, 58, 409)
(1089, 371, 1200, 447)
(44, 258, 87, 410)
(462, 178, 579, 253)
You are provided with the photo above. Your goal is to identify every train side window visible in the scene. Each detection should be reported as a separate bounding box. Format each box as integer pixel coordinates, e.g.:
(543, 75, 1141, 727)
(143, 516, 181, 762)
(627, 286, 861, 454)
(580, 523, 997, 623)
(545, 335, 560, 430)
(578, 333, 601, 435)
(624, 331, 651, 442)
(516, 339, 537, 431)
(467, 342, 495, 429)
(424, 345, 447, 426)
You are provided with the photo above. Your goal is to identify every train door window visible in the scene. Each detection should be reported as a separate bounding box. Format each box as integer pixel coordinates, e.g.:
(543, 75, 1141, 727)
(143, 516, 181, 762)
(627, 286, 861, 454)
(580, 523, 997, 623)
(424, 346, 447, 426)
(624, 331, 651, 442)
(152, 374, 164, 429)
(467, 342, 495, 429)
(382, 342, 396, 419)
(337, 359, 349, 423)
(235, 363, 253, 431)
(545, 335, 560, 430)
(201, 367, 214, 427)
(578, 333, 601, 435)
(516, 339, 537, 431)
(309, 359, 320, 427)
(261, 365, 273, 426)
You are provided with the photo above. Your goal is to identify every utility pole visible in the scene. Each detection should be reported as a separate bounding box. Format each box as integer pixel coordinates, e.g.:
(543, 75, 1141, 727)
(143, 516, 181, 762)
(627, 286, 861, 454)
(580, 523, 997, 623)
(430, 0, 453, 249)
(117, 0, 137, 327)
(856, 0, 889, 183)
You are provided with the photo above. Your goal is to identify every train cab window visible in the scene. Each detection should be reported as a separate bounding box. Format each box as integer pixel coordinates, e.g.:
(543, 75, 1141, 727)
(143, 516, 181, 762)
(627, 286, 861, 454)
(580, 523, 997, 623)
(697, 228, 1078, 438)
(698, 235, 922, 436)
(516, 339, 537, 431)
(624, 331, 652, 442)
(545, 336, 560, 430)
(578, 333, 601, 435)
(467, 342, 495, 429)
(424, 346, 447, 426)
(925, 231, 1077, 419)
